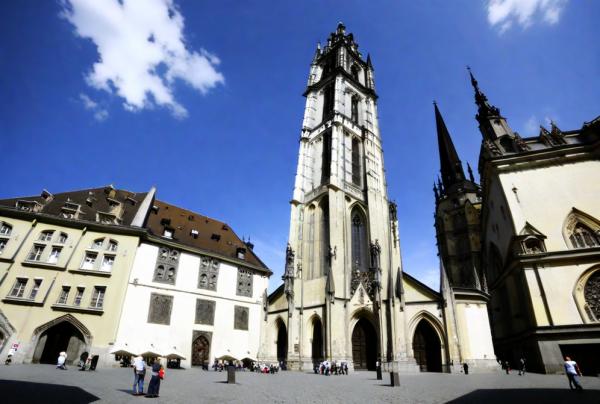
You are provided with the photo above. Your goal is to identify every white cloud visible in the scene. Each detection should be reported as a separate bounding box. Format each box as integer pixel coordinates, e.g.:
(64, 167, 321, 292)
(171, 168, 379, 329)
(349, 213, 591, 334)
(522, 114, 554, 135)
(79, 93, 109, 121)
(487, 0, 568, 33)
(63, 0, 224, 118)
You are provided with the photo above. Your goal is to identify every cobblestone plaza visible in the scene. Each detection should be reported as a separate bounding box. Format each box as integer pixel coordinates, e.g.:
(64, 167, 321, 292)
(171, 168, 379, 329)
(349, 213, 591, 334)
(1, 365, 599, 404)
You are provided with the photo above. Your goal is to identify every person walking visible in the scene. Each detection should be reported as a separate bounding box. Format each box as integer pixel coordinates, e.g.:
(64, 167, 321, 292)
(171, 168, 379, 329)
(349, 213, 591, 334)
(564, 356, 583, 391)
(463, 362, 469, 375)
(146, 358, 163, 398)
(132, 355, 146, 396)
(56, 352, 67, 370)
(504, 360, 510, 375)
(518, 358, 526, 376)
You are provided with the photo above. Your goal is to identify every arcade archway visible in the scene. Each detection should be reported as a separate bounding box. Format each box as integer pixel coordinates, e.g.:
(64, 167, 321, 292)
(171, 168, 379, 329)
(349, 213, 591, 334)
(351, 318, 377, 370)
(412, 319, 442, 372)
(34, 321, 86, 364)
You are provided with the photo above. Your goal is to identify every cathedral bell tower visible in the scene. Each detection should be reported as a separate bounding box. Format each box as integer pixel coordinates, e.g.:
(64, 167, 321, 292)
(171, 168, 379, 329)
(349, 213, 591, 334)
(281, 23, 405, 371)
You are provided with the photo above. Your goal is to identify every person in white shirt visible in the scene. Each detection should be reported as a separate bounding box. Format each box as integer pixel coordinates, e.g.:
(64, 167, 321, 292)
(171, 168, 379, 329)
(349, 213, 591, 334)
(564, 356, 583, 390)
(56, 352, 67, 370)
(132, 355, 146, 395)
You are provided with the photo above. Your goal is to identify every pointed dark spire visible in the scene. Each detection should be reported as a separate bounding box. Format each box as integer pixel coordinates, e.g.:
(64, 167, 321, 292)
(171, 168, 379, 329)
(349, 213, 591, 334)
(467, 66, 500, 118)
(366, 53, 373, 69)
(435, 102, 466, 190)
(467, 162, 475, 183)
(433, 182, 439, 200)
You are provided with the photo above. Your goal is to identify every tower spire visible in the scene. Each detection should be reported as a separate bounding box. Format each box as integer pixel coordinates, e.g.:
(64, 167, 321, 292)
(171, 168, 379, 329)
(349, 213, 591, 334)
(467, 66, 500, 119)
(435, 102, 466, 190)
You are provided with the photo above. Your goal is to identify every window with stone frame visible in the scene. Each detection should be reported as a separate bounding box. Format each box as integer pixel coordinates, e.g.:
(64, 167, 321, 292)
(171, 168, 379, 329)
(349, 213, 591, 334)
(584, 270, 600, 321)
(236, 268, 253, 297)
(57, 286, 70, 305)
(153, 247, 180, 284)
(569, 223, 600, 249)
(198, 256, 219, 291)
(9, 278, 27, 298)
(147, 293, 174, 325)
(195, 299, 216, 325)
(233, 305, 249, 330)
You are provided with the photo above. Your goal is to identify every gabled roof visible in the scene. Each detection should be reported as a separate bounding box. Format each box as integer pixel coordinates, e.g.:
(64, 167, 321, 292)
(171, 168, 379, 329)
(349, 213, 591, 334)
(0, 186, 147, 226)
(402, 271, 441, 299)
(146, 199, 270, 274)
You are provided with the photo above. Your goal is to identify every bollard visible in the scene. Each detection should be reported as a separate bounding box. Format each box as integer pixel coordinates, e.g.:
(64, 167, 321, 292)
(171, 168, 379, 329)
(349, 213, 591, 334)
(227, 365, 236, 384)
(390, 372, 400, 387)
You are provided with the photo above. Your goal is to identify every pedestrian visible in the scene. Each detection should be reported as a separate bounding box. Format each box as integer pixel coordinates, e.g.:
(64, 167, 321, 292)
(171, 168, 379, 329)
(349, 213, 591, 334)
(79, 351, 89, 371)
(463, 362, 469, 375)
(504, 360, 510, 374)
(564, 356, 583, 391)
(518, 358, 526, 376)
(132, 355, 146, 396)
(5, 347, 15, 365)
(56, 352, 67, 370)
(146, 358, 163, 398)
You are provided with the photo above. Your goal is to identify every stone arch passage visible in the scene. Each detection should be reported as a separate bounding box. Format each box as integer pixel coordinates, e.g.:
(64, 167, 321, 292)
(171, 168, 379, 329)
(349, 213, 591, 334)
(276, 319, 288, 364)
(311, 317, 323, 365)
(412, 319, 442, 372)
(34, 321, 86, 365)
(352, 318, 377, 370)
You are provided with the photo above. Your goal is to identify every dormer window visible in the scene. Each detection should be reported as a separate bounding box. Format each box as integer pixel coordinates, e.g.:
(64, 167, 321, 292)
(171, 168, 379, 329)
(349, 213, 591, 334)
(97, 212, 119, 225)
(16, 200, 41, 213)
(190, 229, 199, 239)
(211, 234, 221, 242)
(236, 247, 246, 260)
(92, 238, 105, 249)
(522, 238, 545, 254)
(0, 223, 12, 236)
(163, 228, 174, 239)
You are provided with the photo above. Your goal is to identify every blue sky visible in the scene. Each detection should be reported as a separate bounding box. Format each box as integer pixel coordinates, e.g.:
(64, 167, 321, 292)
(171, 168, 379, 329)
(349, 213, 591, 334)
(1, 1, 598, 291)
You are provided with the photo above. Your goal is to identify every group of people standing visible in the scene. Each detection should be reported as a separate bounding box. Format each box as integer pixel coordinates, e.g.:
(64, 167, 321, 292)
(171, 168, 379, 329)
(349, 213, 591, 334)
(132, 355, 165, 398)
(314, 360, 348, 375)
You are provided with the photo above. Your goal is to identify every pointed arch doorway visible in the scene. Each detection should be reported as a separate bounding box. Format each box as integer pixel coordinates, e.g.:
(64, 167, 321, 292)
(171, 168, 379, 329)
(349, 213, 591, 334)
(412, 319, 442, 372)
(352, 318, 377, 370)
(276, 319, 288, 364)
(191, 335, 210, 367)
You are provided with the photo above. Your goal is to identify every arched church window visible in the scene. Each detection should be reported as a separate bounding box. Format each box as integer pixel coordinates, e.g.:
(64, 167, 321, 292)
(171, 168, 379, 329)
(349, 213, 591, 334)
(322, 85, 334, 122)
(321, 130, 331, 184)
(584, 271, 600, 321)
(351, 138, 361, 185)
(351, 96, 359, 124)
(351, 209, 368, 272)
(351, 64, 360, 82)
(569, 223, 600, 249)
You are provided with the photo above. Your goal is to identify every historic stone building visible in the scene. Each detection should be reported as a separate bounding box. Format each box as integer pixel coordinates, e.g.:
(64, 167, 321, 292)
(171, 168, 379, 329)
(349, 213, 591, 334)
(468, 70, 600, 375)
(0, 186, 271, 368)
(259, 24, 496, 373)
(0, 186, 148, 366)
(114, 198, 270, 369)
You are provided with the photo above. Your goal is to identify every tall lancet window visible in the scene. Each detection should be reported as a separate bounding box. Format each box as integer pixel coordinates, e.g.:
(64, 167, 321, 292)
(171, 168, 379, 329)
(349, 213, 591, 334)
(321, 130, 331, 184)
(351, 137, 361, 186)
(351, 96, 359, 124)
(351, 64, 360, 82)
(570, 223, 600, 249)
(319, 197, 330, 278)
(351, 208, 368, 272)
(322, 85, 334, 122)
(307, 205, 316, 279)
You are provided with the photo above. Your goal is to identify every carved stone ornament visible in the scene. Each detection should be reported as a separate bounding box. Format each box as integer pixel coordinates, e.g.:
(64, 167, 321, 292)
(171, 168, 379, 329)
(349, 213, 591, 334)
(283, 243, 295, 299)
(351, 269, 375, 300)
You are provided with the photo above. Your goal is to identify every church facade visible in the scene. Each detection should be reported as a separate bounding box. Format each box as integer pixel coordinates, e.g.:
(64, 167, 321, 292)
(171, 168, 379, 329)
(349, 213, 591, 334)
(258, 24, 496, 373)
(467, 71, 600, 375)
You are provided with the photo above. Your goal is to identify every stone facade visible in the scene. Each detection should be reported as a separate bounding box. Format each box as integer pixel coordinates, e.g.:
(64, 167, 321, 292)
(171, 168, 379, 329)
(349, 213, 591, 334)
(469, 68, 600, 375)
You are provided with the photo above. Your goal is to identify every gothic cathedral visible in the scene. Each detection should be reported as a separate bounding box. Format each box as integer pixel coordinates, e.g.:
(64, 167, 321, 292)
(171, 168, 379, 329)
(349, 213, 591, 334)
(259, 24, 497, 373)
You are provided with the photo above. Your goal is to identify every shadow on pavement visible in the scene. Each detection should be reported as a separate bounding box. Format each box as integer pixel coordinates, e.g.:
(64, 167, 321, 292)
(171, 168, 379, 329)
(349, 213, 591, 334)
(0, 379, 99, 404)
(446, 388, 599, 404)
